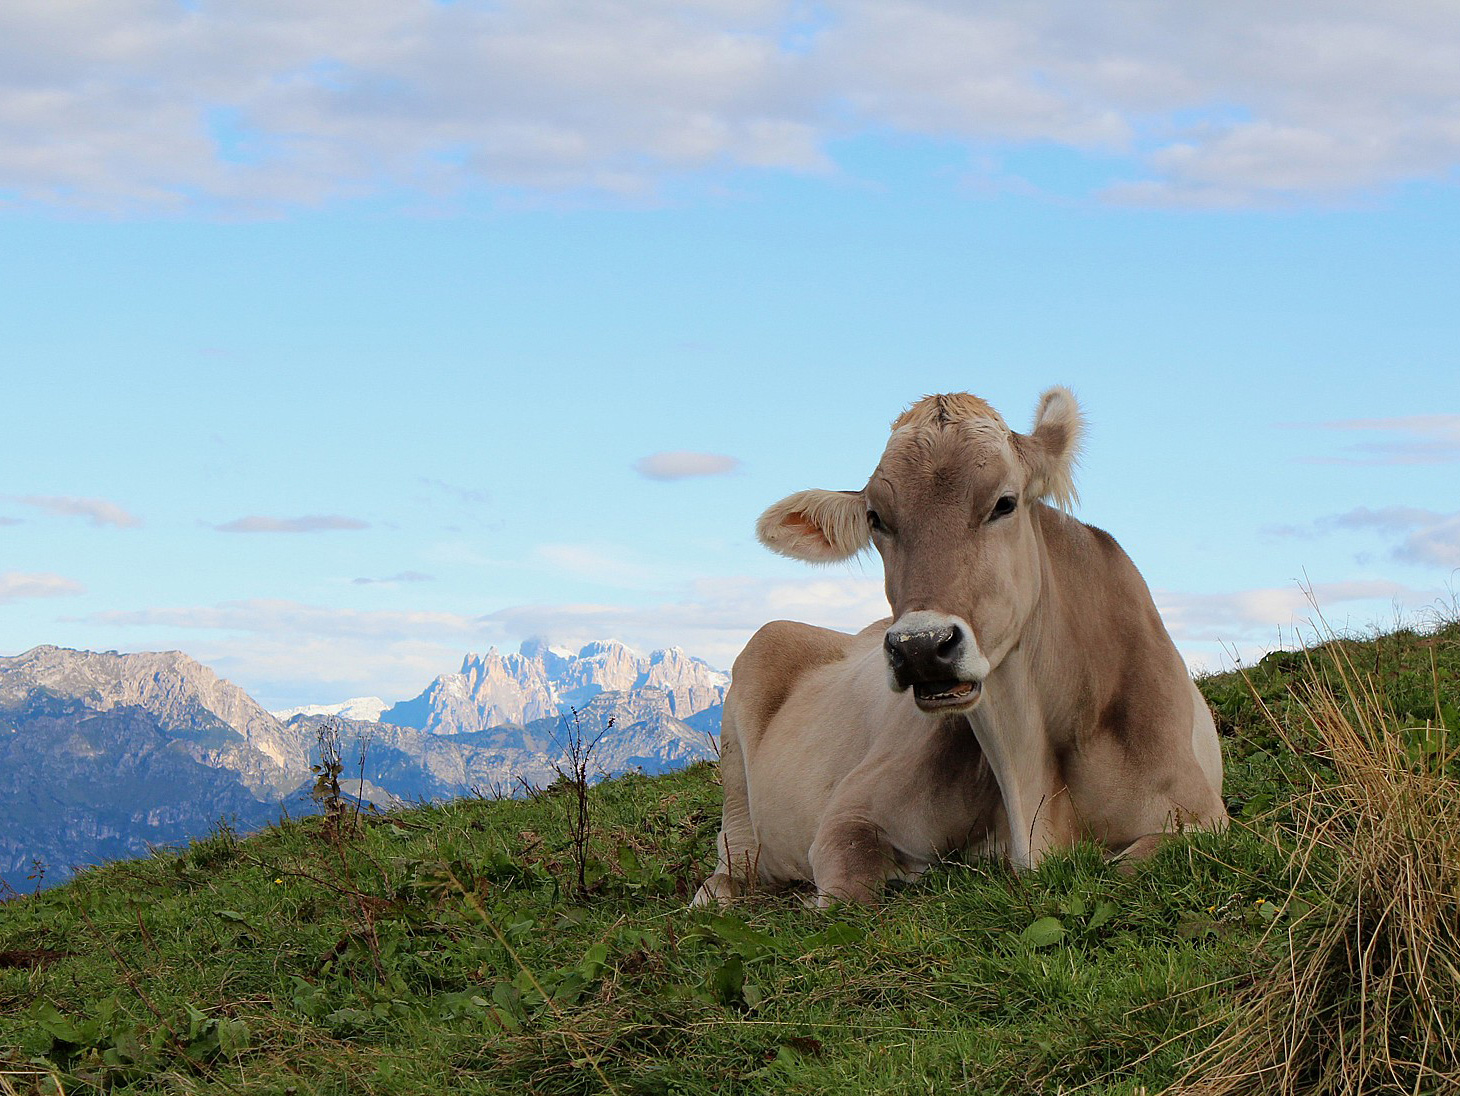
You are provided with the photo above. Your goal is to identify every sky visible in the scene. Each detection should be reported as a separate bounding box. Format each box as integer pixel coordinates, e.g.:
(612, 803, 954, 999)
(2, 0, 1458, 709)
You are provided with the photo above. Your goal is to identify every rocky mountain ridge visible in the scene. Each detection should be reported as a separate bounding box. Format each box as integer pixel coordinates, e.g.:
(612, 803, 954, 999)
(379, 639, 727, 733)
(285, 686, 718, 805)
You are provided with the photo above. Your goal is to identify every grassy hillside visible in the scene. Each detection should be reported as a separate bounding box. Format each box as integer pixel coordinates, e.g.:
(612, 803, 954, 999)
(2, 621, 1457, 1095)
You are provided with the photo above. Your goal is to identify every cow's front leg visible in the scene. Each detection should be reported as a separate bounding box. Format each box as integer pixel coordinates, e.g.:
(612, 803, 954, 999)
(808, 816, 898, 905)
(999, 768, 1076, 870)
(968, 698, 1073, 870)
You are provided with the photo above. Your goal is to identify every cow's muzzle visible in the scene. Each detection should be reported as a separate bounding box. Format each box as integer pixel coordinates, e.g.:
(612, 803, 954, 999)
(883, 611, 989, 713)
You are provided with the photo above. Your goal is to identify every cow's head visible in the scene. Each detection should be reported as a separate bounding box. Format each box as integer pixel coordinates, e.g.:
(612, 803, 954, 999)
(757, 387, 1083, 714)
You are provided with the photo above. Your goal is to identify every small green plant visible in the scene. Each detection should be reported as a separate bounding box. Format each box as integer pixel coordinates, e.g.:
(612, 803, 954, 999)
(550, 707, 612, 900)
(310, 717, 349, 840)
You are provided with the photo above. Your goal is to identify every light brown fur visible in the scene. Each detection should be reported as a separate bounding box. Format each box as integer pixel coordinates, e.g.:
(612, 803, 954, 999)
(695, 618, 1005, 906)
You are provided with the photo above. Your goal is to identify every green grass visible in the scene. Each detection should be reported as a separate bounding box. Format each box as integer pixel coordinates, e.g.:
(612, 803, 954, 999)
(2, 620, 1457, 1095)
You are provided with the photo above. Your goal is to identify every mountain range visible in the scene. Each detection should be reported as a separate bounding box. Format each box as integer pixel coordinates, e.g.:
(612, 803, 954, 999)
(0, 640, 726, 893)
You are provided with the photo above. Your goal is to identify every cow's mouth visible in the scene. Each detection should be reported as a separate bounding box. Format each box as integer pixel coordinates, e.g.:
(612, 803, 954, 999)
(911, 679, 982, 711)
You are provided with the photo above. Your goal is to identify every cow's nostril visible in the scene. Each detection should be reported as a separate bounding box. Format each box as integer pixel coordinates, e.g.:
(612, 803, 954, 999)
(883, 633, 906, 668)
(936, 628, 961, 658)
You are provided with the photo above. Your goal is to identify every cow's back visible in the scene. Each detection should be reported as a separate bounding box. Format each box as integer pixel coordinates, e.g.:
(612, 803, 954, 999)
(727, 619, 866, 750)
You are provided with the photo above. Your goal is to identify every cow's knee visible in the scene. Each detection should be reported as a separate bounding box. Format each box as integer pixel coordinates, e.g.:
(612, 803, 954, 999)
(809, 819, 895, 905)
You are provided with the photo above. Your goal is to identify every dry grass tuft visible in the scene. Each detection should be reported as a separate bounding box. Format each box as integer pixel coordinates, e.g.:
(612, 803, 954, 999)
(1174, 638, 1460, 1095)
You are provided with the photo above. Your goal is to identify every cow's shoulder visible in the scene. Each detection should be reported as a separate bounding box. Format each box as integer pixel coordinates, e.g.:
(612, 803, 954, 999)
(1036, 503, 1124, 566)
(1037, 507, 1155, 608)
(1036, 506, 1193, 752)
(730, 620, 861, 740)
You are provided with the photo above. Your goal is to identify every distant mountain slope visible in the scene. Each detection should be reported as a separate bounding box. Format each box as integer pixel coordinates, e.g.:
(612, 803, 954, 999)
(0, 646, 316, 892)
(0, 642, 726, 892)
(0, 700, 288, 894)
(380, 640, 727, 733)
(0, 646, 309, 798)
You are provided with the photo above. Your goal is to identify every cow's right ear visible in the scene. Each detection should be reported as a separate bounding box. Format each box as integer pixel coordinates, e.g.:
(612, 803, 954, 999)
(756, 490, 870, 562)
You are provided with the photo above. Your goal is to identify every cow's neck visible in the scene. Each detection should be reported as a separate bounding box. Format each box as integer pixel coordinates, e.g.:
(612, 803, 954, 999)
(966, 505, 1100, 866)
(1012, 504, 1098, 733)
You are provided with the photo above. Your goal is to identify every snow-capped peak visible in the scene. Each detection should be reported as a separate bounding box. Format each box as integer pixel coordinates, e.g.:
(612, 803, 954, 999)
(271, 696, 388, 723)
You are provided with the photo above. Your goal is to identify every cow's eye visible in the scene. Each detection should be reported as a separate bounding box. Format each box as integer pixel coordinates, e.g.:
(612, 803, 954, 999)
(989, 495, 1017, 521)
(867, 509, 886, 533)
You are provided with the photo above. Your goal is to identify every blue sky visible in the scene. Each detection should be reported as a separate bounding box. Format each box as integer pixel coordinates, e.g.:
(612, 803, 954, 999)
(2, 1, 1458, 708)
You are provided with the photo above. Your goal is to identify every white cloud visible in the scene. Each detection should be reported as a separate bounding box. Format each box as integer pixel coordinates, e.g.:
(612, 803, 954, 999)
(417, 478, 491, 506)
(352, 570, 434, 586)
(486, 572, 888, 669)
(1310, 414, 1460, 465)
(88, 598, 479, 640)
(76, 580, 882, 703)
(1155, 577, 1452, 673)
(1156, 578, 1428, 644)
(1397, 517, 1460, 569)
(1333, 506, 1460, 568)
(0, 571, 85, 604)
(1270, 505, 1460, 570)
(4, 1, 1460, 212)
(12, 495, 142, 528)
(83, 597, 495, 707)
(633, 451, 743, 480)
(205, 634, 470, 711)
(214, 514, 370, 533)
(535, 543, 664, 589)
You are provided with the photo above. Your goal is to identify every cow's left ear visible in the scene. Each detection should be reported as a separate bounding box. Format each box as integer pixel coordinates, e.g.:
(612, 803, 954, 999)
(1017, 386, 1084, 511)
(756, 489, 871, 562)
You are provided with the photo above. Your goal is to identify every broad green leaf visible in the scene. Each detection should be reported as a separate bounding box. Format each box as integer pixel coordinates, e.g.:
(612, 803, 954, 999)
(617, 843, 642, 874)
(707, 955, 746, 1006)
(803, 922, 867, 950)
(1020, 917, 1066, 947)
(217, 1018, 251, 1058)
(31, 1002, 93, 1045)
(214, 910, 260, 935)
(708, 914, 779, 958)
(577, 942, 610, 981)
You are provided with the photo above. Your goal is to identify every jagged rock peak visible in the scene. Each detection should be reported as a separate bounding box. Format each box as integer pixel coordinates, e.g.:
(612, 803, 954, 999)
(380, 639, 728, 734)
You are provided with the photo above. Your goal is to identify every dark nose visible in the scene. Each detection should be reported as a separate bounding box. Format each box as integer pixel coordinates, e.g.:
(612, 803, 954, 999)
(884, 620, 967, 686)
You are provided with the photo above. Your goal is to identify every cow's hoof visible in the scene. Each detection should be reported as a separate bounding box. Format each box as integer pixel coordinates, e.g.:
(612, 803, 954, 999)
(811, 881, 878, 906)
(690, 873, 739, 908)
(1107, 832, 1164, 876)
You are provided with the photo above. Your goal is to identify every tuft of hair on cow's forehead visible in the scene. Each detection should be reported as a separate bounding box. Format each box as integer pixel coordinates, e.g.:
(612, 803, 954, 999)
(877, 392, 1018, 488)
(889, 392, 1009, 434)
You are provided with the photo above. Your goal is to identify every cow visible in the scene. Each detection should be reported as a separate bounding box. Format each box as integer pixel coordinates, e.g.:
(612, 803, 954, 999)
(694, 387, 1227, 906)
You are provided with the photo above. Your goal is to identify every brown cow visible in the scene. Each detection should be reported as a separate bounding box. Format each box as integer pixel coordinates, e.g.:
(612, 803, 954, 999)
(695, 387, 1226, 906)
